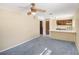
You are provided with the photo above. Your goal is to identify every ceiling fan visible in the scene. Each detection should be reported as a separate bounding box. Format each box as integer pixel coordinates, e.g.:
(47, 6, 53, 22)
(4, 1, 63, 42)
(27, 3, 46, 15)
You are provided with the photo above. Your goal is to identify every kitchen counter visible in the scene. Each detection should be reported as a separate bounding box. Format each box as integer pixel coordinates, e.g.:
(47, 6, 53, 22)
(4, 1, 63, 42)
(50, 30, 76, 33)
(49, 29, 76, 42)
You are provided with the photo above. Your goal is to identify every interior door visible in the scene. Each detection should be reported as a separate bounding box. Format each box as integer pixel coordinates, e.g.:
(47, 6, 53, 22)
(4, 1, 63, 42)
(40, 21, 43, 34)
(46, 21, 49, 35)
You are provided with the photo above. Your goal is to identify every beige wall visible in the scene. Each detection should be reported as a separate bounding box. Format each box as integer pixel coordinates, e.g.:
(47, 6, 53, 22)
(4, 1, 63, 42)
(75, 9, 79, 52)
(0, 7, 40, 51)
(49, 19, 56, 31)
(42, 20, 46, 35)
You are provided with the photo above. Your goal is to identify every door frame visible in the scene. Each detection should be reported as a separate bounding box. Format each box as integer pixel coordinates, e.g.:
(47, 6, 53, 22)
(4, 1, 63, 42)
(40, 20, 49, 36)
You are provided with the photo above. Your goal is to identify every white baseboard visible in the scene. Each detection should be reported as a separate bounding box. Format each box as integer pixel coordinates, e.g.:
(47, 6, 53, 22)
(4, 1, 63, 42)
(0, 35, 40, 53)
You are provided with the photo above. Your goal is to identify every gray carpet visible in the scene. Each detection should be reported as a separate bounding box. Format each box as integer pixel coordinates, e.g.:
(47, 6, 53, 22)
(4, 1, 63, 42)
(0, 36, 78, 55)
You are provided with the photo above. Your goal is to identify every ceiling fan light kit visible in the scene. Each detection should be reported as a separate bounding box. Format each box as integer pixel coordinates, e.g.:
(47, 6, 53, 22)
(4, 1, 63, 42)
(27, 12, 32, 15)
(27, 3, 46, 15)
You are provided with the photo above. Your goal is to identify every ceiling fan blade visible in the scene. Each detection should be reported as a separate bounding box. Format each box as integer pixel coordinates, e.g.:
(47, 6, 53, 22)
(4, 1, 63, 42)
(18, 4, 31, 11)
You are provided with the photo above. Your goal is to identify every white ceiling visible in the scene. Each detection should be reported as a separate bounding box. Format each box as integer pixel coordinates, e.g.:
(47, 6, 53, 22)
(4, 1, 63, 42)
(0, 3, 79, 18)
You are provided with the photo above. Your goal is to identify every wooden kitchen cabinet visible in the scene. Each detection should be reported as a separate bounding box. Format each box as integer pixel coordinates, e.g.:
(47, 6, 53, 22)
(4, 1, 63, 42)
(57, 19, 72, 25)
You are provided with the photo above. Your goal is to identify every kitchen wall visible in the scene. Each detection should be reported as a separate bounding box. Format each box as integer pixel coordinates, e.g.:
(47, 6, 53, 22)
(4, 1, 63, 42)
(49, 17, 75, 31)
(0, 6, 40, 51)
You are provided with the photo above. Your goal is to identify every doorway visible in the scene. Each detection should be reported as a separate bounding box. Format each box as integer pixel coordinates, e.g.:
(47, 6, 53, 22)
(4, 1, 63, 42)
(40, 20, 49, 35)
(40, 21, 43, 35)
(46, 21, 49, 35)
